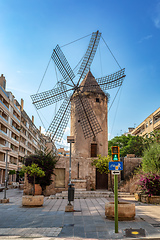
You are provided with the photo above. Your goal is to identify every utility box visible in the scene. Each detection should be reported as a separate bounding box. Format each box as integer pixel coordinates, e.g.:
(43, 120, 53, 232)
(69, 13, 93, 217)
(68, 184, 75, 202)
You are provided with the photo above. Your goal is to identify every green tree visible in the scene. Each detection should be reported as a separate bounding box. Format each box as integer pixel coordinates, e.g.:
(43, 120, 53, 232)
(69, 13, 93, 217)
(91, 155, 110, 174)
(108, 134, 147, 157)
(24, 163, 45, 196)
(142, 142, 160, 174)
(24, 148, 58, 192)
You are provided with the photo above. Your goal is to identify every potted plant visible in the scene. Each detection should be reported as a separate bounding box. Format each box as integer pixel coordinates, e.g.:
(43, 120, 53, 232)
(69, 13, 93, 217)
(22, 163, 45, 206)
(23, 148, 58, 196)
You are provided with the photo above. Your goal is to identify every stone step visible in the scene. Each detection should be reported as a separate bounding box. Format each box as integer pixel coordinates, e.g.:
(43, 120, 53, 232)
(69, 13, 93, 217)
(49, 190, 134, 199)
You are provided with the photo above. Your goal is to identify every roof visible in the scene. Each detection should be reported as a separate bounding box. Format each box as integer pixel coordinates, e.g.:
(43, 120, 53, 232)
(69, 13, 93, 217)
(79, 71, 104, 95)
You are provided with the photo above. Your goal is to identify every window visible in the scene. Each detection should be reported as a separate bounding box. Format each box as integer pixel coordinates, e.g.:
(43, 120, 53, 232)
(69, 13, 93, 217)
(55, 168, 65, 188)
(149, 119, 152, 125)
(96, 98, 99, 102)
(146, 122, 148, 128)
(91, 143, 97, 157)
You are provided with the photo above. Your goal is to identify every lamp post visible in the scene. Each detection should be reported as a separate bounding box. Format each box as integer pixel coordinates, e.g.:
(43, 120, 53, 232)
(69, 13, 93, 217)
(2, 147, 12, 200)
(65, 136, 75, 212)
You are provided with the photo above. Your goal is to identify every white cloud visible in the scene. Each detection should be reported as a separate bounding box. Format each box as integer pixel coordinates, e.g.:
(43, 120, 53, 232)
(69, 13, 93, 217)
(138, 35, 153, 43)
(153, 2, 160, 29)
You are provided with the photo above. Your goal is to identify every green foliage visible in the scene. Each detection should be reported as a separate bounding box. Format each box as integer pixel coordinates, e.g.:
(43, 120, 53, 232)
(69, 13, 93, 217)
(142, 142, 160, 174)
(24, 148, 58, 191)
(19, 169, 25, 178)
(24, 163, 45, 178)
(9, 170, 16, 175)
(91, 154, 110, 174)
(108, 134, 148, 157)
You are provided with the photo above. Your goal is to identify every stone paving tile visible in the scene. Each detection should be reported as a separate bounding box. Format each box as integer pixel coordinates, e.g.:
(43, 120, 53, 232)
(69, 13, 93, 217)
(1, 189, 160, 239)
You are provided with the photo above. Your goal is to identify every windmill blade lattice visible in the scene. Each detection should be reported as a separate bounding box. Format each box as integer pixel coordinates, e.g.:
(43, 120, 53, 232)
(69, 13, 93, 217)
(77, 31, 101, 83)
(52, 44, 75, 85)
(96, 68, 125, 91)
(31, 83, 72, 110)
(47, 97, 71, 142)
(74, 94, 102, 139)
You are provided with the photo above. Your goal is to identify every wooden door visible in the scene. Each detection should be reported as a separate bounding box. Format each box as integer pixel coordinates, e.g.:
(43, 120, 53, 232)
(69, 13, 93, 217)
(96, 169, 108, 189)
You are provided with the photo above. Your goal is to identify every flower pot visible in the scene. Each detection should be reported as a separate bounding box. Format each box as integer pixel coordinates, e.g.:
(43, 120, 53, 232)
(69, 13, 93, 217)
(22, 195, 44, 206)
(105, 201, 135, 220)
(34, 184, 42, 195)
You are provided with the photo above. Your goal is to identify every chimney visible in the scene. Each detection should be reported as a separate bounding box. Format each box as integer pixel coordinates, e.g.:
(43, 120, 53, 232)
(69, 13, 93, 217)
(32, 115, 34, 124)
(0, 74, 6, 90)
(21, 99, 24, 111)
(39, 126, 41, 133)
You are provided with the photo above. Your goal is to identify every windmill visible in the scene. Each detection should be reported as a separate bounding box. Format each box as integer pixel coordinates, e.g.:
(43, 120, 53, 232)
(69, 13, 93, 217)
(31, 30, 126, 143)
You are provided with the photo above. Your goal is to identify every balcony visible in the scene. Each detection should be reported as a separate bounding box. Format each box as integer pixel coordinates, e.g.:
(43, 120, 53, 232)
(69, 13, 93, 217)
(0, 100, 9, 111)
(0, 115, 8, 123)
(0, 129, 7, 136)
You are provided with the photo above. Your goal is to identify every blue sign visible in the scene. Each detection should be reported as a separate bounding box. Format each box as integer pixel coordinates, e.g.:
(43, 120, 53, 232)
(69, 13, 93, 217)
(109, 161, 123, 171)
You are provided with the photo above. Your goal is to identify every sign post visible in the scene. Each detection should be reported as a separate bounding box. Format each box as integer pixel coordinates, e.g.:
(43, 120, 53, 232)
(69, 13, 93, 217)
(111, 146, 120, 233)
(114, 174, 118, 233)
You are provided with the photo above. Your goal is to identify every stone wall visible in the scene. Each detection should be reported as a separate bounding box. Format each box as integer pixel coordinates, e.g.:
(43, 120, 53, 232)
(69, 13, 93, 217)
(119, 157, 142, 193)
(123, 157, 142, 179)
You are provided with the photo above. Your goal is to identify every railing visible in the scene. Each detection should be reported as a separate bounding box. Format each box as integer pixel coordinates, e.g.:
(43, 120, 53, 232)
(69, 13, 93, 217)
(12, 125, 20, 133)
(154, 118, 160, 125)
(14, 104, 20, 112)
(11, 137, 19, 144)
(0, 86, 9, 98)
(0, 115, 8, 123)
(0, 100, 9, 110)
(13, 114, 20, 123)
(0, 129, 7, 136)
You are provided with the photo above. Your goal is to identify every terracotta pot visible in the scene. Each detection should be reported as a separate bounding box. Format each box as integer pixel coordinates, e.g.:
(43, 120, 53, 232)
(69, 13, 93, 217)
(34, 184, 42, 195)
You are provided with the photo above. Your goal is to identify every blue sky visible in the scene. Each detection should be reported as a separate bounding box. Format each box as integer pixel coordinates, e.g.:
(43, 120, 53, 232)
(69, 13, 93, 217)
(0, 0, 160, 149)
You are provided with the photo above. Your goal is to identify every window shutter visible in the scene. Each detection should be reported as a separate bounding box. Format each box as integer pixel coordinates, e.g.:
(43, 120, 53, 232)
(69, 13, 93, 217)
(91, 143, 97, 157)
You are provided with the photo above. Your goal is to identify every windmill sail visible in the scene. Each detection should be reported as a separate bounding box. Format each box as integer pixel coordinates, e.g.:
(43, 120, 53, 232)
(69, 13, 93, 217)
(74, 94, 102, 139)
(96, 68, 126, 91)
(31, 83, 73, 110)
(77, 31, 101, 83)
(47, 97, 71, 142)
(52, 44, 75, 85)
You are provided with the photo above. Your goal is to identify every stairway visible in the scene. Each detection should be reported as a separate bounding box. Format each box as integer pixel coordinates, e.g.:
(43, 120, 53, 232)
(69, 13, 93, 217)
(49, 189, 134, 199)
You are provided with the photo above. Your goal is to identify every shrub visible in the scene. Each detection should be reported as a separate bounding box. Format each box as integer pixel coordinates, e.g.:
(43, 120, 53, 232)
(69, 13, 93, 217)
(24, 148, 58, 192)
(138, 173, 160, 196)
(91, 154, 110, 174)
(24, 163, 45, 196)
(142, 143, 160, 174)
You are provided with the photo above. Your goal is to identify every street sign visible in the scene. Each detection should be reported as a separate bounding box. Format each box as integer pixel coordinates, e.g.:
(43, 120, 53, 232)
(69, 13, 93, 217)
(112, 170, 120, 175)
(109, 161, 123, 171)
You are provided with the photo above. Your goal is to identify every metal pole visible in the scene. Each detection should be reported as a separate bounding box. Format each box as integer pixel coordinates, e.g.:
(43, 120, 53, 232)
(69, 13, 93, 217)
(114, 174, 118, 233)
(4, 151, 8, 199)
(69, 142, 71, 184)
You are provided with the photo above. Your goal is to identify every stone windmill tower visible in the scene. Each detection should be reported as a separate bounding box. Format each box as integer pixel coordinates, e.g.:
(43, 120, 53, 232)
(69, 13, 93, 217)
(70, 71, 109, 190)
(71, 71, 108, 159)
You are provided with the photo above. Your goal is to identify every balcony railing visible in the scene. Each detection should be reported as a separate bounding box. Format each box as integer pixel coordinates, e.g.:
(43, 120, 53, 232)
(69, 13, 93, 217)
(0, 129, 7, 136)
(0, 115, 8, 123)
(0, 100, 9, 110)
(12, 125, 20, 133)
(13, 114, 20, 123)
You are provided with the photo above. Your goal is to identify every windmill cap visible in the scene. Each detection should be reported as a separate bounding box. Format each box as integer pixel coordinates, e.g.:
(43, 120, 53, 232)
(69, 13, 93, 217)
(79, 70, 105, 95)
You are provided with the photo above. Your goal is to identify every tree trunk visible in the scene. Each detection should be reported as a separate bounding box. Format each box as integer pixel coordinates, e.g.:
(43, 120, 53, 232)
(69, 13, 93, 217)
(33, 175, 35, 196)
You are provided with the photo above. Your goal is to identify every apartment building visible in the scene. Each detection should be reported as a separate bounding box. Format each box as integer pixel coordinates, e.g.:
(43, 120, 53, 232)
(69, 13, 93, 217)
(131, 107, 160, 137)
(0, 74, 50, 185)
(58, 148, 70, 157)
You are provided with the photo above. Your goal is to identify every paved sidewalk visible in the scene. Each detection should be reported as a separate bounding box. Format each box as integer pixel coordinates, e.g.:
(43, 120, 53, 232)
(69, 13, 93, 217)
(0, 189, 160, 239)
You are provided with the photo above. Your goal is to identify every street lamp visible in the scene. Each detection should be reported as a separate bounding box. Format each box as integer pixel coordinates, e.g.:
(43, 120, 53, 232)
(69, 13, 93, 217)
(65, 136, 75, 211)
(2, 147, 12, 200)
